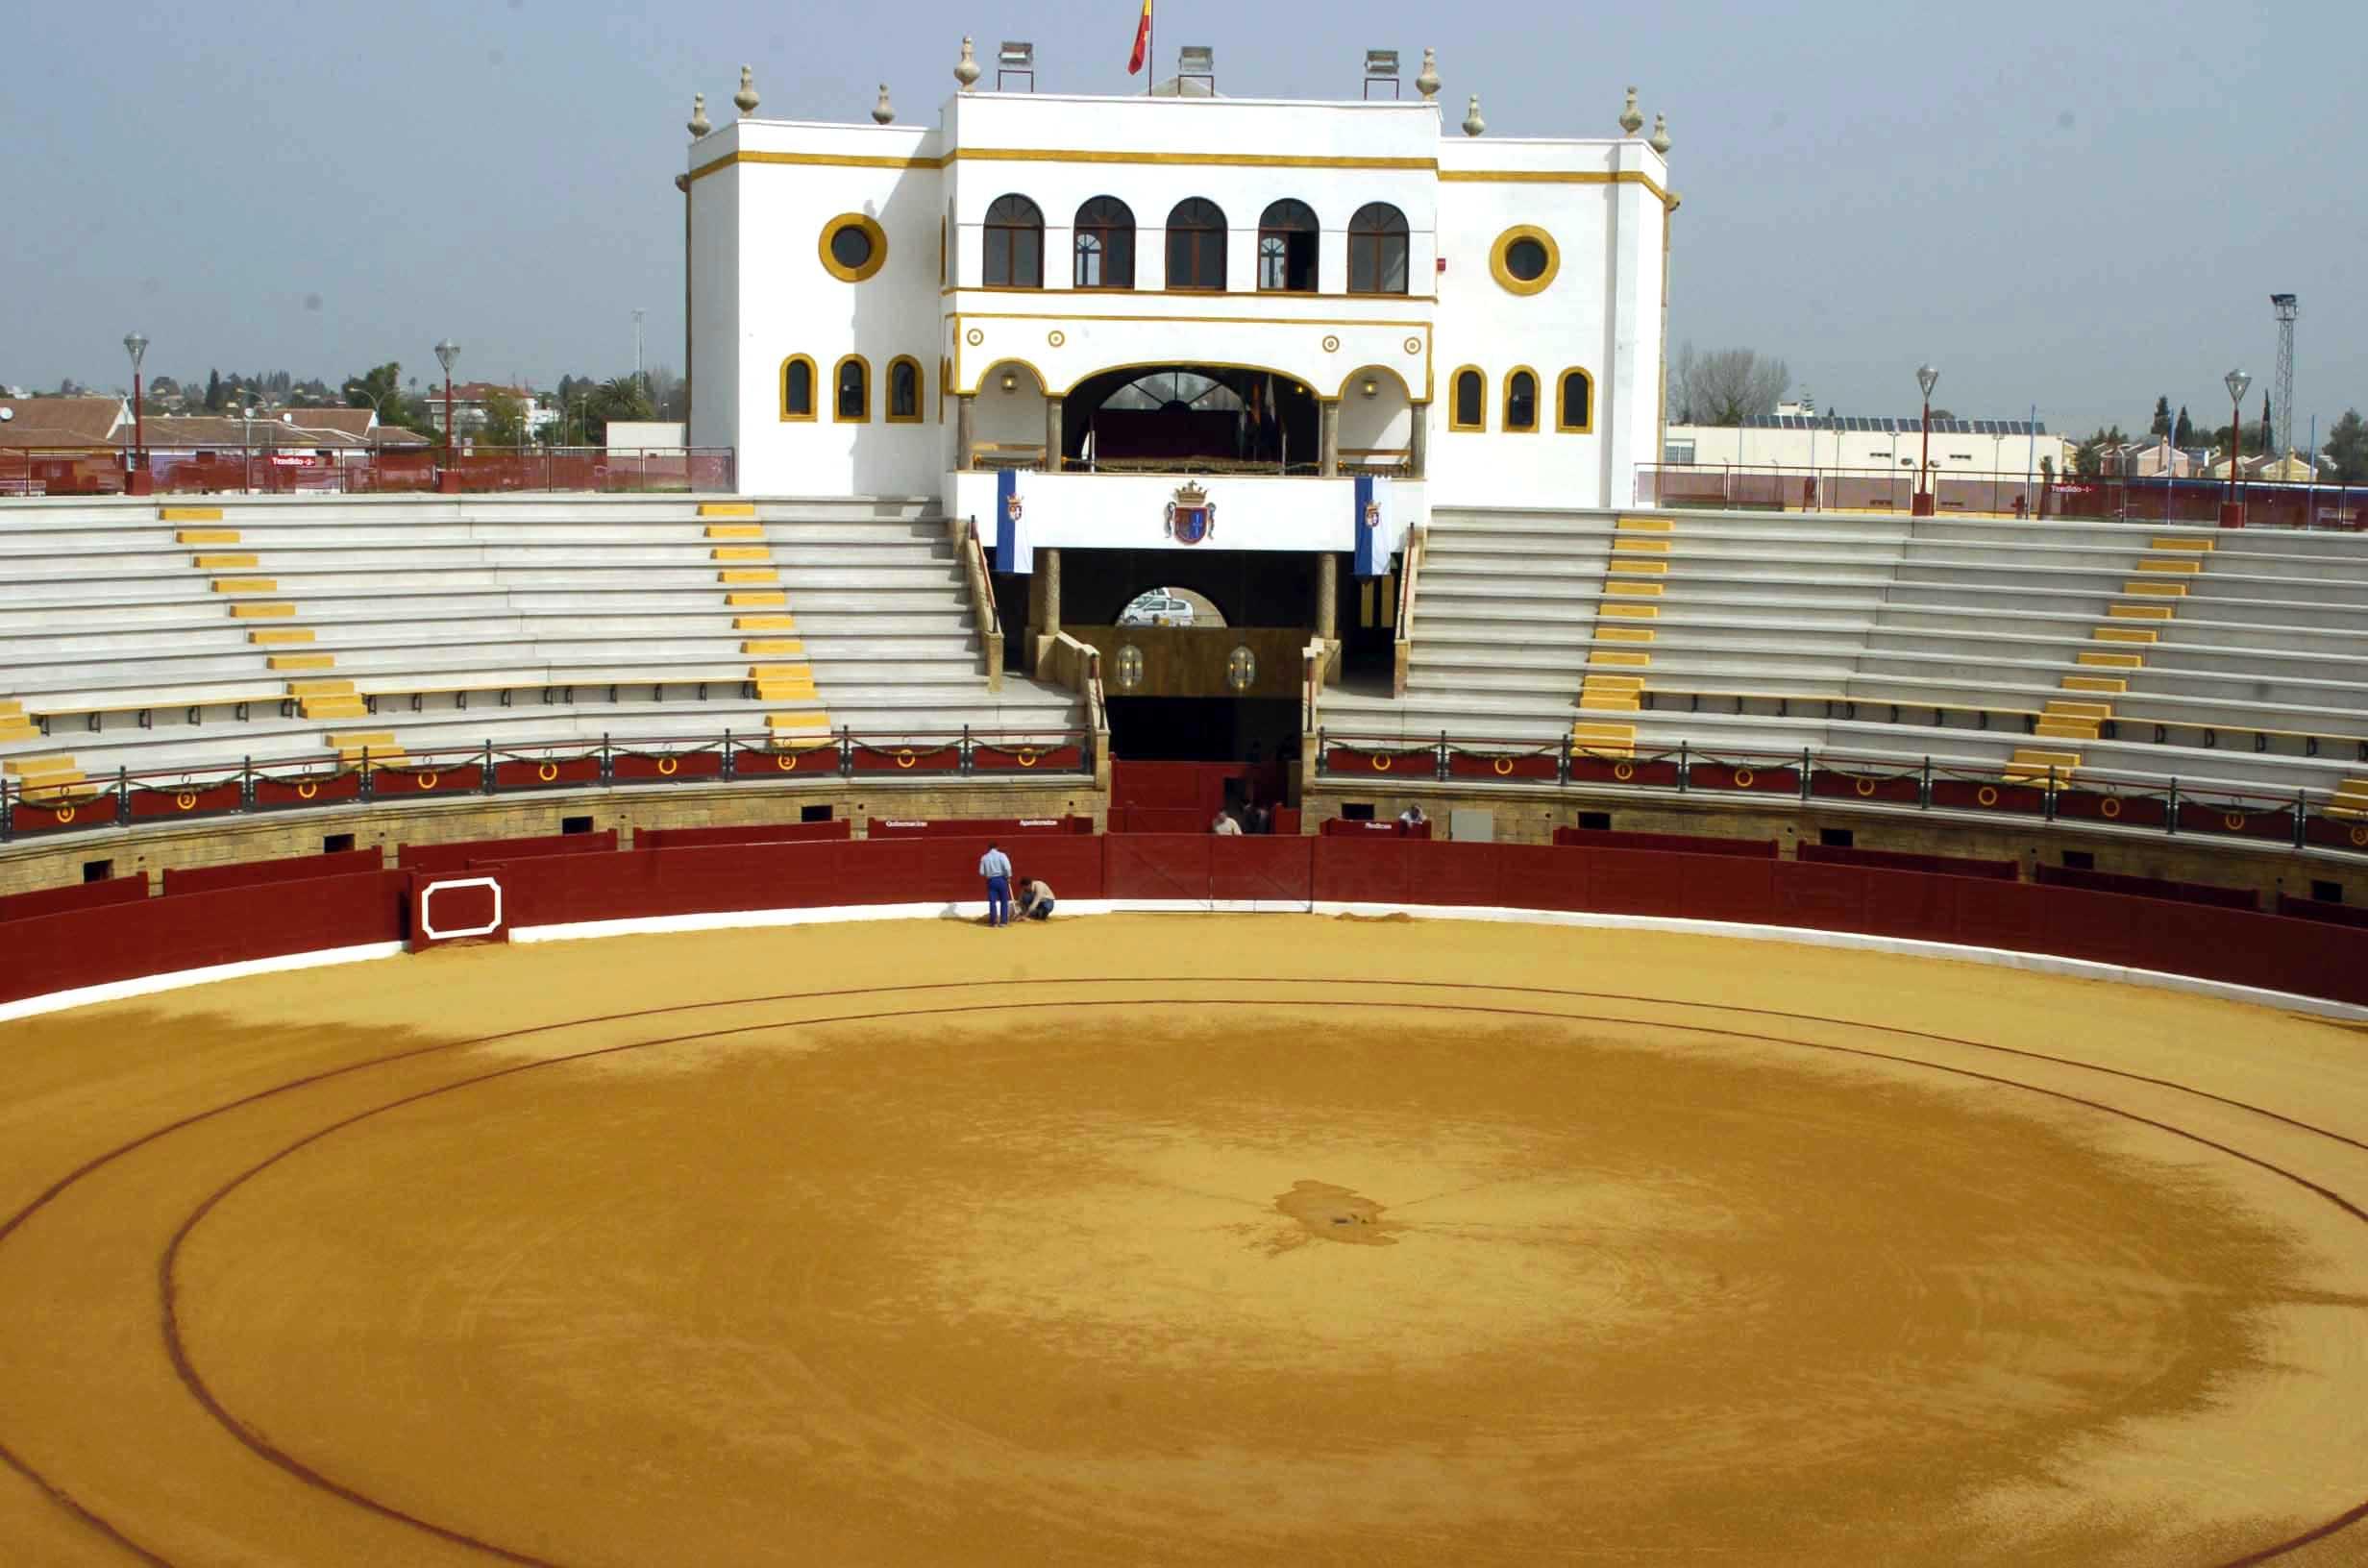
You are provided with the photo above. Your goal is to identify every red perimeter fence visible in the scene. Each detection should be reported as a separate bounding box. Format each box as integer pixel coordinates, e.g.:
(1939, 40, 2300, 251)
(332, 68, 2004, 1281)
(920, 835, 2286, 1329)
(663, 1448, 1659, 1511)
(0, 729, 1095, 842)
(1317, 732, 2368, 858)
(0, 447, 735, 497)
(1636, 464, 2366, 529)
(6, 833, 2366, 1010)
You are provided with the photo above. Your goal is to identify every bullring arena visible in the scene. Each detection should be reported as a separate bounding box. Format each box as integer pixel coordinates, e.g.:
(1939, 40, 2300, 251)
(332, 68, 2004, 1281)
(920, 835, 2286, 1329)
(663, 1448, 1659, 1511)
(5, 870, 2368, 1566)
(10, 53, 2368, 1565)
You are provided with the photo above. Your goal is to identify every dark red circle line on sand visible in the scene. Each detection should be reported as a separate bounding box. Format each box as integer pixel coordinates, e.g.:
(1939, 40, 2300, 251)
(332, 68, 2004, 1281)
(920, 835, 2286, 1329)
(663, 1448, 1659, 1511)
(165, 992, 2368, 1568)
(0, 971, 2359, 1566)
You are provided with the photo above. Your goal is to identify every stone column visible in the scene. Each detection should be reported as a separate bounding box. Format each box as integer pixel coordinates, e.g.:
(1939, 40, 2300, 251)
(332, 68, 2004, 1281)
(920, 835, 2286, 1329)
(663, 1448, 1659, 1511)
(1408, 402, 1428, 478)
(1319, 400, 1341, 478)
(1316, 551, 1339, 643)
(1044, 395, 1064, 473)
(955, 393, 976, 469)
(1028, 548, 1063, 676)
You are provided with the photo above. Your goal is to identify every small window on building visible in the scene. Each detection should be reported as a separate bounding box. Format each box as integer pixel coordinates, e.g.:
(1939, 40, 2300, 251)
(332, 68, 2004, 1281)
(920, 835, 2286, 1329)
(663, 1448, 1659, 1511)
(1504, 369, 1539, 433)
(82, 858, 113, 883)
(1819, 828, 1855, 848)
(1577, 811, 1612, 831)
(982, 194, 1044, 288)
(1256, 199, 1318, 292)
(1490, 225, 1559, 296)
(2061, 849, 2095, 870)
(561, 816, 595, 835)
(323, 833, 356, 854)
(833, 355, 870, 423)
(780, 356, 816, 421)
(1557, 369, 1594, 432)
(818, 213, 888, 282)
(802, 804, 834, 823)
(2312, 879, 2343, 903)
(1347, 202, 1410, 295)
(1342, 802, 1376, 821)
(1450, 367, 1485, 431)
(886, 356, 923, 423)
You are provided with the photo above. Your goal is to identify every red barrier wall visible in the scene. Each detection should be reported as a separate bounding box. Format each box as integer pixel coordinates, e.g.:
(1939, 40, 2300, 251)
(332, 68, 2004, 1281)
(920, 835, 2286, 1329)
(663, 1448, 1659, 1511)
(634, 821, 851, 850)
(12, 838, 2368, 1015)
(866, 816, 1092, 838)
(0, 875, 149, 926)
(2277, 895, 2368, 929)
(164, 846, 386, 896)
(1552, 827, 1778, 859)
(398, 831, 618, 872)
(0, 870, 408, 1006)
(2037, 864, 2257, 912)
(1109, 806, 1210, 835)
(1799, 843, 2020, 881)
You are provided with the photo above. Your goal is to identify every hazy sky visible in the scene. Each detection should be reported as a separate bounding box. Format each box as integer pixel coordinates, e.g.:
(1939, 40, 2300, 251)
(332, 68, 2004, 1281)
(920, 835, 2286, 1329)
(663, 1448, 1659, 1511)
(3, 0, 2357, 439)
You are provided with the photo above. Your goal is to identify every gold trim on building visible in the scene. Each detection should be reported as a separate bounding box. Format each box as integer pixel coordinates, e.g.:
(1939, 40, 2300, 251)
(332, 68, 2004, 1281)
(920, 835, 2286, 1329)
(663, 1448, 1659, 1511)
(884, 355, 926, 424)
(831, 353, 873, 422)
(1502, 365, 1542, 433)
(1488, 225, 1560, 297)
(818, 212, 889, 282)
(1448, 365, 1487, 431)
(1556, 366, 1597, 434)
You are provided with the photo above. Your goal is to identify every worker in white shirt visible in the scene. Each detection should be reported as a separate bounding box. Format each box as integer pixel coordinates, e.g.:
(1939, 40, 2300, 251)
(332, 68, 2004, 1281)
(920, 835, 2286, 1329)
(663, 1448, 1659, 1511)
(1212, 812, 1243, 836)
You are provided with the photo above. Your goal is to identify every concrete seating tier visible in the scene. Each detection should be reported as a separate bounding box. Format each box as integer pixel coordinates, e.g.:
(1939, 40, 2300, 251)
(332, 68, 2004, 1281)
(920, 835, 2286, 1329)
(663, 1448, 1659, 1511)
(1329, 506, 2368, 800)
(0, 495, 1079, 782)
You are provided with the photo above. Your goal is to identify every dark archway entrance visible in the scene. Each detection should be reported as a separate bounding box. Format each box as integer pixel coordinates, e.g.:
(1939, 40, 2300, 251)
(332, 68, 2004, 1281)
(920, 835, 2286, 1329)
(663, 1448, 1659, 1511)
(1062, 365, 1320, 474)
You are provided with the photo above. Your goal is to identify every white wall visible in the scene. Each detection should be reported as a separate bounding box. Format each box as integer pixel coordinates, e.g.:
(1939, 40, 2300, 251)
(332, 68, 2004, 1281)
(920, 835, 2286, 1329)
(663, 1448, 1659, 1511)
(1665, 424, 2073, 477)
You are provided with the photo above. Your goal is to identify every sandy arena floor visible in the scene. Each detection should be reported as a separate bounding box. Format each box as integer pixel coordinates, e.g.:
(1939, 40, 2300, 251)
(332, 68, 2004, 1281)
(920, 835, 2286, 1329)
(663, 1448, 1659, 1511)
(2, 913, 2367, 1567)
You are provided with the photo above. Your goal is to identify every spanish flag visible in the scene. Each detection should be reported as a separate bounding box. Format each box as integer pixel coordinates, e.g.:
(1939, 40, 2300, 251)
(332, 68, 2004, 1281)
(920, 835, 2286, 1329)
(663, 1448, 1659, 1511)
(1126, 0, 1152, 74)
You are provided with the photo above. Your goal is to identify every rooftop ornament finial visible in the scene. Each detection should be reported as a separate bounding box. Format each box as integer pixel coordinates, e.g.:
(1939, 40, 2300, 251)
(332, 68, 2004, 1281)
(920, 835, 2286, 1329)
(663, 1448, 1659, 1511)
(1462, 93, 1486, 137)
(954, 37, 982, 91)
(1415, 47, 1440, 101)
(687, 92, 711, 138)
(1618, 86, 1643, 135)
(1648, 111, 1671, 155)
(732, 65, 759, 115)
(874, 84, 896, 124)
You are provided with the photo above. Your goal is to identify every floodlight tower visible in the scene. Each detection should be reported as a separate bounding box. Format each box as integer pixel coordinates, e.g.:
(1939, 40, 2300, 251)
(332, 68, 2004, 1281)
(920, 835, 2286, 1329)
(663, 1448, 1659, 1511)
(2271, 293, 2298, 460)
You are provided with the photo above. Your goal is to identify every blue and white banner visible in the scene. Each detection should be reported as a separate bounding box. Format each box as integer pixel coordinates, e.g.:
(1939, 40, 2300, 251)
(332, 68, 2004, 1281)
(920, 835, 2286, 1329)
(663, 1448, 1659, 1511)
(993, 466, 1027, 575)
(1352, 473, 1386, 577)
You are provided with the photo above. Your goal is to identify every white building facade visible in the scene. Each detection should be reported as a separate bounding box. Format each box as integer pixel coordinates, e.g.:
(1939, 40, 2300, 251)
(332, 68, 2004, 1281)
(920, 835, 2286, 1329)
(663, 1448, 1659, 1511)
(684, 72, 1673, 565)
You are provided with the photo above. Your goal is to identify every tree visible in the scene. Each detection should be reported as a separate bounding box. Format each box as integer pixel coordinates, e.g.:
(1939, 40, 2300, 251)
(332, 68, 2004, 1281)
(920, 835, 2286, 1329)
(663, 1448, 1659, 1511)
(479, 389, 527, 447)
(2174, 405, 2194, 448)
(2150, 396, 2172, 438)
(204, 369, 223, 411)
(2260, 392, 2275, 453)
(2073, 425, 2127, 478)
(2323, 409, 2368, 485)
(1669, 343, 1790, 426)
(575, 375, 655, 445)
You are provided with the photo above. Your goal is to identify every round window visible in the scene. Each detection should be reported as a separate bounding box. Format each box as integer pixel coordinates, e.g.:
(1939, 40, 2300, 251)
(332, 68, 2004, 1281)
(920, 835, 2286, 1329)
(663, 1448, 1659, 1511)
(1489, 227, 1560, 297)
(818, 213, 889, 282)
(829, 225, 874, 270)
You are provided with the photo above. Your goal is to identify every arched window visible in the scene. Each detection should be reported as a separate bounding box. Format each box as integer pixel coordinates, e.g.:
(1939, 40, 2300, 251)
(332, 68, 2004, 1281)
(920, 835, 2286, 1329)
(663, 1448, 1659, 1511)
(779, 355, 816, 422)
(1166, 198, 1227, 291)
(1504, 369, 1540, 432)
(983, 195, 1044, 288)
(886, 356, 923, 423)
(1450, 368, 1486, 432)
(1347, 203, 1410, 295)
(1073, 196, 1135, 289)
(833, 355, 870, 423)
(1257, 199, 1318, 292)
(1557, 368, 1595, 433)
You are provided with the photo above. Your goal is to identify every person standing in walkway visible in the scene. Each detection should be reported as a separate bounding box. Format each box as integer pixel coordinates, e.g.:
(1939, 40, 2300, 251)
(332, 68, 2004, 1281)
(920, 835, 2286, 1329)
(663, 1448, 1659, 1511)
(978, 842, 1014, 927)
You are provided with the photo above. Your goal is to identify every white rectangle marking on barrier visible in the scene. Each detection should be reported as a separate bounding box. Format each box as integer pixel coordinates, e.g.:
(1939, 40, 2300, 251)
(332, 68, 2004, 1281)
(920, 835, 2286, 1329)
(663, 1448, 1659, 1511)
(420, 876, 505, 941)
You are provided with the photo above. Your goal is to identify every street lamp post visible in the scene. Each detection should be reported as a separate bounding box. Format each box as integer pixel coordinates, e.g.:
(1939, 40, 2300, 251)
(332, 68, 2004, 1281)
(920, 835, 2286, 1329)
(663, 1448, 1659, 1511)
(2222, 368, 2251, 528)
(122, 332, 150, 495)
(433, 339, 461, 493)
(1912, 364, 1939, 517)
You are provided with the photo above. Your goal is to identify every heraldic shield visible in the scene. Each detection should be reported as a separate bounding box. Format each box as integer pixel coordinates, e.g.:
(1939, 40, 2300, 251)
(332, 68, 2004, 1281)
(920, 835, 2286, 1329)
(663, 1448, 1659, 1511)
(1165, 480, 1215, 546)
